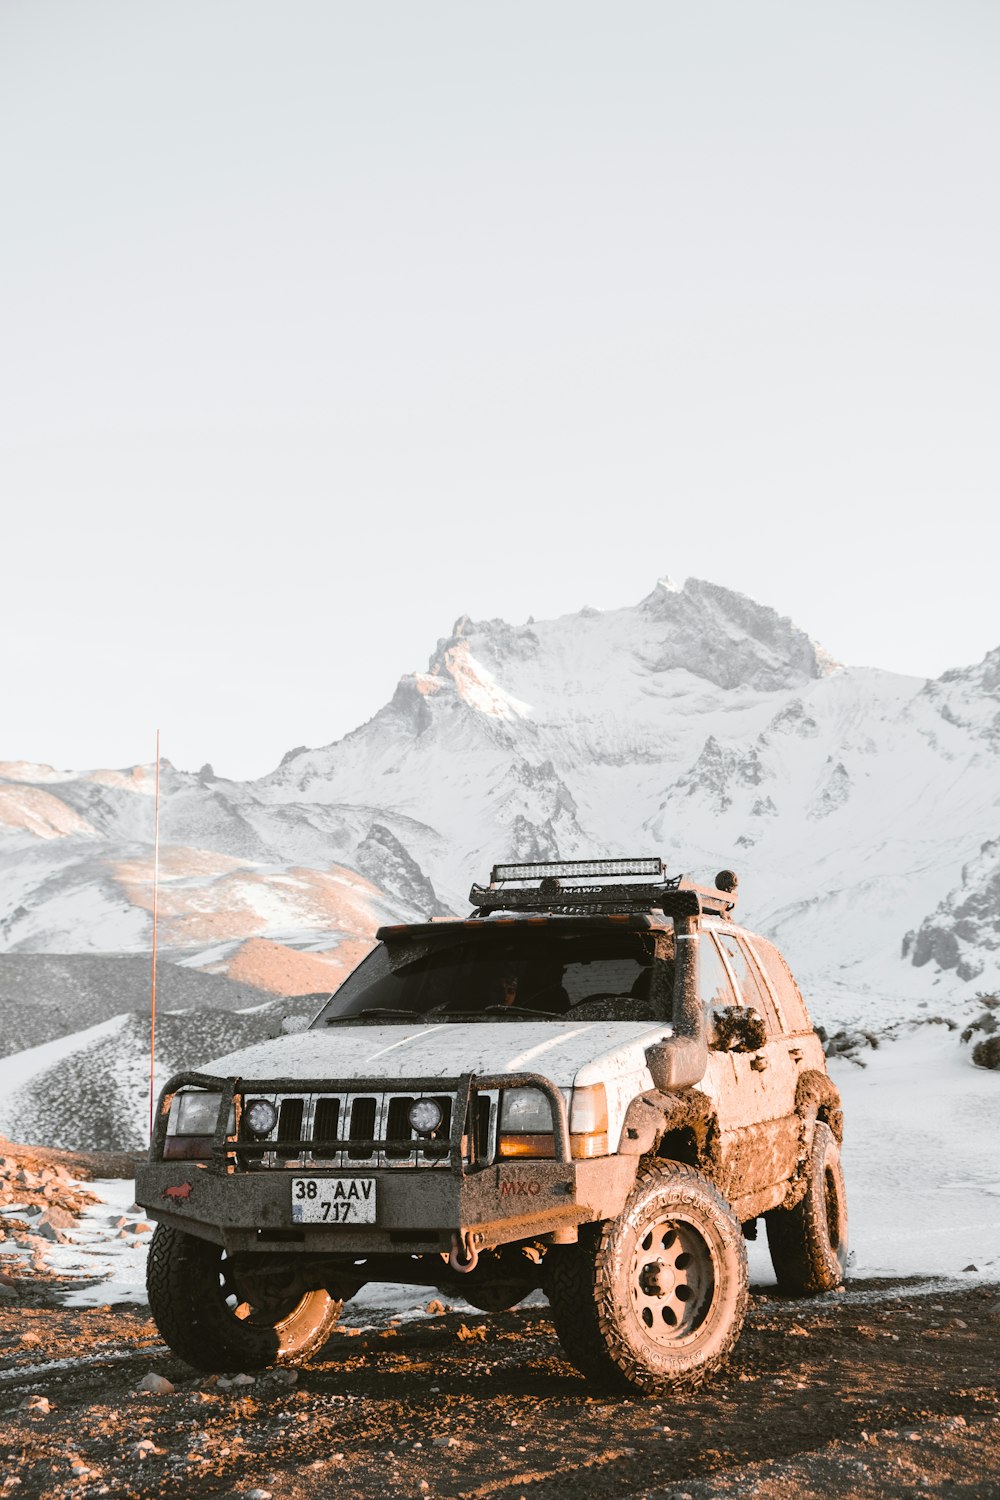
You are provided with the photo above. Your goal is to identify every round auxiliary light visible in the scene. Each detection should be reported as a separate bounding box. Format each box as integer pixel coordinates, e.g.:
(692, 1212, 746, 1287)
(244, 1098, 278, 1137)
(408, 1098, 444, 1136)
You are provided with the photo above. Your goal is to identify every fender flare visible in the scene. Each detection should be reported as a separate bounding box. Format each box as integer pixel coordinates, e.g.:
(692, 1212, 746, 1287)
(617, 1088, 722, 1177)
(779, 1069, 844, 1209)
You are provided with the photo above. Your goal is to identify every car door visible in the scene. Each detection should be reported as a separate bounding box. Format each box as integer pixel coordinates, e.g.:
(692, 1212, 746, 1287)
(699, 926, 784, 1210)
(713, 929, 801, 1202)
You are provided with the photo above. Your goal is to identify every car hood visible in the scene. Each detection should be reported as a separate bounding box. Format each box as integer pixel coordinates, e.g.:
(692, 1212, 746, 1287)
(198, 1019, 674, 1090)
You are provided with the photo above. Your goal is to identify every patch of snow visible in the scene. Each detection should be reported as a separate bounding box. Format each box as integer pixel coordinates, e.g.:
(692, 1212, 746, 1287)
(830, 1027, 1000, 1280)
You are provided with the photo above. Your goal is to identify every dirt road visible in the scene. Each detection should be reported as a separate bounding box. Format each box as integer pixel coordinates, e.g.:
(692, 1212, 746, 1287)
(2, 1272, 998, 1500)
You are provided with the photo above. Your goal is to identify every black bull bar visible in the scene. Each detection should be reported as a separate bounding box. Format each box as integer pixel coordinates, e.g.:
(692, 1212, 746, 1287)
(148, 1068, 573, 1172)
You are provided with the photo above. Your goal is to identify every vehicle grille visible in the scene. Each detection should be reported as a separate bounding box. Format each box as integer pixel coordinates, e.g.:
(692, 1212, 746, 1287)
(237, 1090, 496, 1169)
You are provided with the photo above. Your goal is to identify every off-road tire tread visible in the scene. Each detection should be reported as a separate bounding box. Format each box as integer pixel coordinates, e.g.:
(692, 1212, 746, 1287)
(146, 1223, 341, 1372)
(765, 1121, 847, 1296)
(546, 1161, 749, 1393)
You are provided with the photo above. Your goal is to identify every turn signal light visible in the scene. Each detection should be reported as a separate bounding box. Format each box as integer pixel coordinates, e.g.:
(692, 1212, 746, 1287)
(497, 1132, 609, 1160)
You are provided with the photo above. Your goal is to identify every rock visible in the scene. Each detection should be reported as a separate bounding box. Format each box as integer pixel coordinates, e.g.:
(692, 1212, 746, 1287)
(230, 1372, 256, 1386)
(244, 1490, 273, 1499)
(125, 1221, 153, 1235)
(432, 1435, 459, 1448)
(135, 1440, 158, 1457)
(38, 1205, 76, 1231)
(271, 1368, 297, 1385)
(425, 1299, 445, 1315)
(963, 1264, 979, 1272)
(19, 1395, 51, 1413)
(455, 1323, 487, 1342)
(137, 1372, 175, 1394)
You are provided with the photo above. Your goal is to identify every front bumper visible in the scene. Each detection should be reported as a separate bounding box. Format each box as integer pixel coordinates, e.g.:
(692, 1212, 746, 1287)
(135, 1154, 634, 1253)
(135, 1068, 635, 1254)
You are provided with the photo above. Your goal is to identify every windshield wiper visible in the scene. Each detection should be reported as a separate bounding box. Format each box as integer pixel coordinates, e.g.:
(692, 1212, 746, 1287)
(481, 1005, 565, 1019)
(326, 1007, 422, 1024)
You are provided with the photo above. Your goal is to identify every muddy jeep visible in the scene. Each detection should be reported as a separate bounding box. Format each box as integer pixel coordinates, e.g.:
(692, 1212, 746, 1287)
(136, 858, 847, 1393)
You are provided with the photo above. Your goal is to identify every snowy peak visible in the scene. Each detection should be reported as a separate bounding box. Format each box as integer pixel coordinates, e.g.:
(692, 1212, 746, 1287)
(410, 637, 533, 721)
(637, 577, 838, 691)
(921, 644, 1000, 743)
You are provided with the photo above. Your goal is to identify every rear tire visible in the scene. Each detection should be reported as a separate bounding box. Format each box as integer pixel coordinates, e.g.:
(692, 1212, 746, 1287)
(146, 1224, 342, 1371)
(546, 1161, 749, 1393)
(765, 1120, 848, 1295)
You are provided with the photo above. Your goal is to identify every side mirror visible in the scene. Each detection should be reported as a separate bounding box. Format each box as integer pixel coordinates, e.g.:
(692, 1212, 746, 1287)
(281, 1014, 309, 1035)
(711, 1005, 767, 1053)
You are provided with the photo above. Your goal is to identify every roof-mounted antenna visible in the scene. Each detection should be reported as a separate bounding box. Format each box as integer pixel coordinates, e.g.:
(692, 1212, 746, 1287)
(148, 730, 161, 1140)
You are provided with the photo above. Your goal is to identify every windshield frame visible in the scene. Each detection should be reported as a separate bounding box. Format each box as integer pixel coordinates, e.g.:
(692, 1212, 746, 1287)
(310, 922, 675, 1027)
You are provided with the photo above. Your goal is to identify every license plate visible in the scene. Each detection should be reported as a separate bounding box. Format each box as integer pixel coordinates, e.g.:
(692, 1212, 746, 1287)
(291, 1177, 376, 1224)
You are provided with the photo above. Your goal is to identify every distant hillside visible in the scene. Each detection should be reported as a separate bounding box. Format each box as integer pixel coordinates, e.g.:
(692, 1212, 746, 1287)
(0, 997, 319, 1152)
(0, 954, 276, 1057)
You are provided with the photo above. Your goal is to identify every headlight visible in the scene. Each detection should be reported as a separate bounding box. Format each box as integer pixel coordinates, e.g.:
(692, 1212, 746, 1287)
(408, 1098, 444, 1135)
(500, 1088, 555, 1134)
(244, 1098, 279, 1137)
(498, 1083, 609, 1161)
(168, 1091, 225, 1137)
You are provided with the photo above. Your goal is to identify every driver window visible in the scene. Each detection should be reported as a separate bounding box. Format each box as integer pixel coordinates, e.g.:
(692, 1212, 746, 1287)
(699, 934, 736, 1010)
(714, 933, 779, 1033)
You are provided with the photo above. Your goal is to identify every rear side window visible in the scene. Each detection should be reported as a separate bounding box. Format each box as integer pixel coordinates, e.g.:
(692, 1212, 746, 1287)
(749, 936, 812, 1035)
(714, 932, 780, 1033)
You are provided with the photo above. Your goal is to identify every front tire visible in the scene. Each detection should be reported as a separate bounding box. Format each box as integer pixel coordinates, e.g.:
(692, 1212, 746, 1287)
(765, 1120, 848, 1295)
(546, 1162, 749, 1393)
(146, 1224, 342, 1371)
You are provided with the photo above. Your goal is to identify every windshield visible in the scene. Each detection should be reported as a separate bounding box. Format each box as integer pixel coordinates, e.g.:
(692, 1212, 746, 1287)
(311, 929, 675, 1025)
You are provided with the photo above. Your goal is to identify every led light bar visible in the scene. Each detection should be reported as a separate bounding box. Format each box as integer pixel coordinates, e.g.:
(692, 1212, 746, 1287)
(491, 857, 665, 884)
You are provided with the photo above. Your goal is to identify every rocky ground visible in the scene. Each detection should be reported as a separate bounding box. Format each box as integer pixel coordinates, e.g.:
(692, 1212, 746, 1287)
(1, 1143, 998, 1500)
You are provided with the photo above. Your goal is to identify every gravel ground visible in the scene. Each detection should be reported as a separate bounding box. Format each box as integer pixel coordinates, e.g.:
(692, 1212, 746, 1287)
(1, 1276, 998, 1499)
(1, 1139, 998, 1499)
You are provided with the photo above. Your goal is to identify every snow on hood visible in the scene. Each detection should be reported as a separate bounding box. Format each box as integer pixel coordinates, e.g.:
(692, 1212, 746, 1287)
(199, 1020, 673, 1089)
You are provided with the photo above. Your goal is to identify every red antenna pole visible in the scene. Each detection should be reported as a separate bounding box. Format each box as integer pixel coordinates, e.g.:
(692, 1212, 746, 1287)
(148, 731, 161, 1139)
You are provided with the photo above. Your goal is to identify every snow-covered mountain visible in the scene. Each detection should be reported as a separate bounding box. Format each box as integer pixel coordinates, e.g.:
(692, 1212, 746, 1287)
(2, 576, 999, 1038)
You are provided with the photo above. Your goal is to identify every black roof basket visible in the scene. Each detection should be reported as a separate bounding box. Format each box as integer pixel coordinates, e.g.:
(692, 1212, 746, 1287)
(468, 857, 738, 919)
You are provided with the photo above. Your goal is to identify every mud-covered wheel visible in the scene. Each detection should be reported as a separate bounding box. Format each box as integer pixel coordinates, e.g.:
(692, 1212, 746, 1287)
(765, 1120, 848, 1295)
(146, 1223, 342, 1371)
(546, 1162, 749, 1393)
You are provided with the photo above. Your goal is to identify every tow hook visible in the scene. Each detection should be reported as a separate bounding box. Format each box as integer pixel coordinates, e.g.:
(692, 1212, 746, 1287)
(448, 1231, 479, 1274)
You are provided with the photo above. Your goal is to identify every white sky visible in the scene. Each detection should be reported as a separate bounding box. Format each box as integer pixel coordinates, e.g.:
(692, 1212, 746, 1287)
(2, 0, 998, 780)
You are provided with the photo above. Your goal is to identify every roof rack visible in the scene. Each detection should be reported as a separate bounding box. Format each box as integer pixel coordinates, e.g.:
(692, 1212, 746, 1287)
(469, 857, 738, 919)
